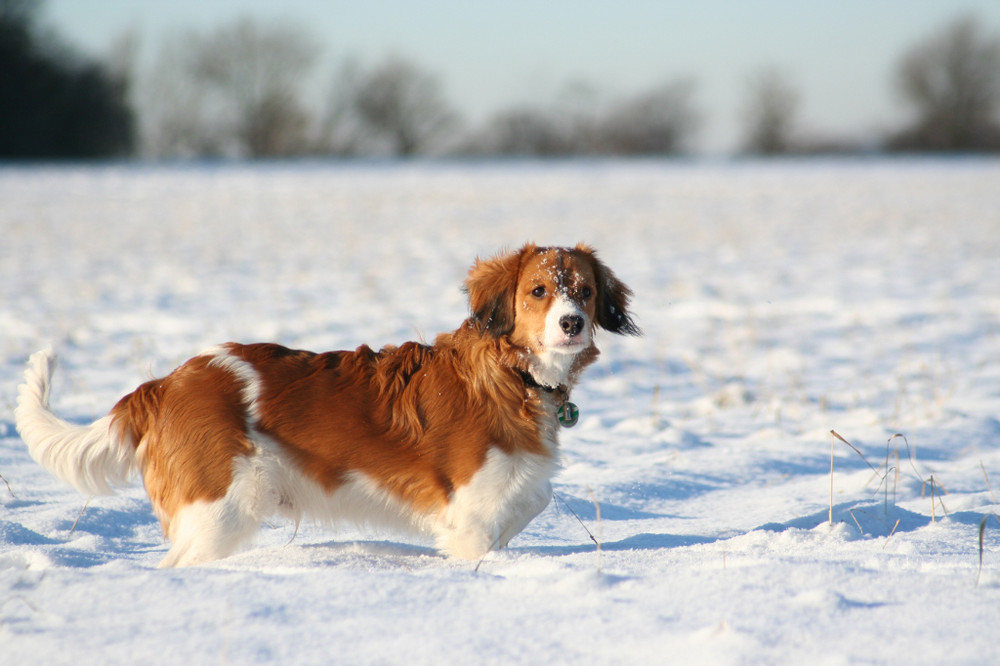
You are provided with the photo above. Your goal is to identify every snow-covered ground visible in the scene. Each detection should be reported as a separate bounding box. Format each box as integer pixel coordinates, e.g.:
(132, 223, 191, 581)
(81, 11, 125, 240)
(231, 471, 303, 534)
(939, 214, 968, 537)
(1, 159, 999, 664)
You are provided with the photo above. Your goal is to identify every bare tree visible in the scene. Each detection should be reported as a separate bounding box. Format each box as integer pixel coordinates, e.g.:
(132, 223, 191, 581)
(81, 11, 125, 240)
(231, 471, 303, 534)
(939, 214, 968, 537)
(461, 78, 701, 156)
(596, 79, 700, 154)
(889, 15, 1000, 151)
(739, 67, 800, 155)
(139, 31, 226, 157)
(195, 18, 319, 156)
(317, 58, 367, 156)
(466, 107, 572, 156)
(459, 81, 601, 156)
(552, 79, 603, 153)
(140, 17, 320, 158)
(348, 56, 457, 156)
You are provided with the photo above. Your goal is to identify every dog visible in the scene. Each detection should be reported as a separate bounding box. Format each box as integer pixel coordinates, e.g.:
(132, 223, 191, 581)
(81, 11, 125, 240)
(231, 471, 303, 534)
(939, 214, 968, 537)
(15, 243, 639, 567)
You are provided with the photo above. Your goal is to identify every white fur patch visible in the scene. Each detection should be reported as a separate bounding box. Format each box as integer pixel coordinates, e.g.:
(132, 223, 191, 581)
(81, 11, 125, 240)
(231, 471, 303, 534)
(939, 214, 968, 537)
(542, 293, 590, 350)
(531, 294, 591, 387)
(198, 344, 264, 423)
(434, 447, 557, 559)
(254, 434, 435, 535)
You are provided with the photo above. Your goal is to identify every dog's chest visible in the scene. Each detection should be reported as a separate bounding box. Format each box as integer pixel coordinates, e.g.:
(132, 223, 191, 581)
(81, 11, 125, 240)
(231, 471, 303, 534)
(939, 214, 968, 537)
(456, 405, 560, 500)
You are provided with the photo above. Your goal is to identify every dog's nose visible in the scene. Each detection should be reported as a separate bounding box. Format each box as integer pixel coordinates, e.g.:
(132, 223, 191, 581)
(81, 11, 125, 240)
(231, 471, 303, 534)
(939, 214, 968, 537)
(559, 314, 584, 337)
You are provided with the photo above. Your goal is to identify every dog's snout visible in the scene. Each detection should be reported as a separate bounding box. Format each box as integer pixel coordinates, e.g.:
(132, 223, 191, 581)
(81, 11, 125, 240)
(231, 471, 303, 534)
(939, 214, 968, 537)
(559, 314, 584, 337)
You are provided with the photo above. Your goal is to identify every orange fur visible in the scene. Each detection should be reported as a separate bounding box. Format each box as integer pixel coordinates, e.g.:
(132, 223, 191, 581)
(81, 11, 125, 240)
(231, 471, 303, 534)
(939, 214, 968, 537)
(110, 357, 256, 532)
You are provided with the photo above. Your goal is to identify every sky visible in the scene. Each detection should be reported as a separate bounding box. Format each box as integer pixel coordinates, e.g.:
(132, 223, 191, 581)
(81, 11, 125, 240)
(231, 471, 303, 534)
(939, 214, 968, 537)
(42, 0, 1000, 153)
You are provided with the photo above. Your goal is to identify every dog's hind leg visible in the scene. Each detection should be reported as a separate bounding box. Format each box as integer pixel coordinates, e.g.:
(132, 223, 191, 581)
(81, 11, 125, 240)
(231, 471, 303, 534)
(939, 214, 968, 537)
(157, 455, 274, 568)
(157, 498, 262, 567)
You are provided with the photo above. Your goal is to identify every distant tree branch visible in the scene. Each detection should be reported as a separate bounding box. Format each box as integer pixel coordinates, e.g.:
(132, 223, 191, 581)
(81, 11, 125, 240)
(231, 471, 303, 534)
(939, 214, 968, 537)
(888, 15, 1000, 151)
(739, 67, 800, 155)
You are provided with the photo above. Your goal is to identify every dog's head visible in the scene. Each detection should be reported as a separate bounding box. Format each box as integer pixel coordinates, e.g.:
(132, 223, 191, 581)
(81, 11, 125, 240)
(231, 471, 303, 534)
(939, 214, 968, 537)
(465, 243, 639, 383)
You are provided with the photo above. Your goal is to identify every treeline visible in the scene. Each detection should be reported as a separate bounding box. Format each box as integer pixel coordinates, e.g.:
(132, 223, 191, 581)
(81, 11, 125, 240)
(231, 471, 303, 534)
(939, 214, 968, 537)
(0, 0, 132, 158)
(3, 2, 1000, 160)
(133, 21, 700, 159)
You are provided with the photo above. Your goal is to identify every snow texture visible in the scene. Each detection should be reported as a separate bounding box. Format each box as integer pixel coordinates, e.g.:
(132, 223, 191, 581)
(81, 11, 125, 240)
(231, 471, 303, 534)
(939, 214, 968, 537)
(1, 159, 999, 664)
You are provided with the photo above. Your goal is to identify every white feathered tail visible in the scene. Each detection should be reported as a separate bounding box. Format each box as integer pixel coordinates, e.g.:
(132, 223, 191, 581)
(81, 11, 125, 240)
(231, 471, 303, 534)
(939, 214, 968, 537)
(15, 348, 136, 496)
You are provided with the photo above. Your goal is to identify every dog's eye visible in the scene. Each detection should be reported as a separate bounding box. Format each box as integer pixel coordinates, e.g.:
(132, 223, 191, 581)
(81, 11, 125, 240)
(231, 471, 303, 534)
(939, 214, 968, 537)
(581, 286, 593, 299)
(531, 286, 546, 299)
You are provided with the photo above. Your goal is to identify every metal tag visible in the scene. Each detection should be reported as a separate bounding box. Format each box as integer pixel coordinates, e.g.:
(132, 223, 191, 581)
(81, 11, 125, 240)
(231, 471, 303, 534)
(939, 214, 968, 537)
(557, 401, 580, 428)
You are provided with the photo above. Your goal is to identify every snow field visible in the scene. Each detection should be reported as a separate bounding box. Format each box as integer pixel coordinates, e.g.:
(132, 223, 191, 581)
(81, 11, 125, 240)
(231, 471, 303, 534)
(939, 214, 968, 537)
(1, 159, 999, 664)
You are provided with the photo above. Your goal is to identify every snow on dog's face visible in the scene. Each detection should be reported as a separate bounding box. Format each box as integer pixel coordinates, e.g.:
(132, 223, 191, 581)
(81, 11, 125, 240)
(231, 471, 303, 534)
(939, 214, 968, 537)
(516, 248, 596, 355)
(465, 243, 639, 385)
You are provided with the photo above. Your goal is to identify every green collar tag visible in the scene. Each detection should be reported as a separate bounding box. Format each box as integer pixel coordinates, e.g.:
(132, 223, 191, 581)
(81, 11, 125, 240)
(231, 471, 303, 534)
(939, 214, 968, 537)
(557, 401, 580, 428)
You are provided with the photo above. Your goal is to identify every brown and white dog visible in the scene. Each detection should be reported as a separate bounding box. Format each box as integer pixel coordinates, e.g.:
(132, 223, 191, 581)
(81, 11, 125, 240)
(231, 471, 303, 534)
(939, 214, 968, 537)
(16, 243, 638, 567)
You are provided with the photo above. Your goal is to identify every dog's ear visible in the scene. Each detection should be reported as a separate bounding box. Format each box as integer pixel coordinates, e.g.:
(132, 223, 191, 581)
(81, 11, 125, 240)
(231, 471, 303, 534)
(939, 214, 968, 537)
(464, 246, 529, 336)
(576, 244, 641, 336)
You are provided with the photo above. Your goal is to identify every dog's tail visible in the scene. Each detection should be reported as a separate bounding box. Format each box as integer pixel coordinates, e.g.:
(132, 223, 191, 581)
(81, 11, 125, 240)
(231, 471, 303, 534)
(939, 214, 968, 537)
(15, 348, 138, 496)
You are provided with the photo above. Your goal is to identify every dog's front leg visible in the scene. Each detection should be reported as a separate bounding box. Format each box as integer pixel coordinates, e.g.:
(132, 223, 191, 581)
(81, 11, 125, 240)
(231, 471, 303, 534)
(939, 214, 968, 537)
(434, 448, 556, 559)
(496, 480, 552, 549)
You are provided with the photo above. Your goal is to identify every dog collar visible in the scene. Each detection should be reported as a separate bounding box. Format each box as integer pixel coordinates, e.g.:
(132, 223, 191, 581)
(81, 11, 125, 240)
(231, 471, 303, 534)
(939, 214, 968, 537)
(517, 369, 561, 393)
(517, 370, 580, 428)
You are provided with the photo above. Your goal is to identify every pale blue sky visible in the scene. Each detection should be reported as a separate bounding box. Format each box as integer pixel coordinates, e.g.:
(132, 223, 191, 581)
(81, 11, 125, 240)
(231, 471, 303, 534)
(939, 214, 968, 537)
(44, 1, 1000, 152)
